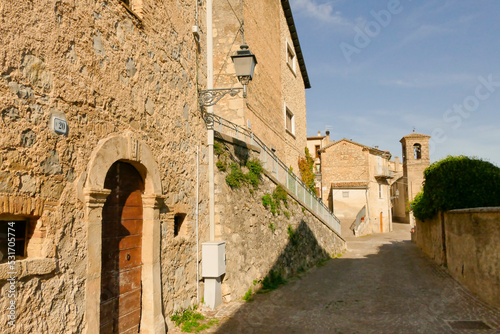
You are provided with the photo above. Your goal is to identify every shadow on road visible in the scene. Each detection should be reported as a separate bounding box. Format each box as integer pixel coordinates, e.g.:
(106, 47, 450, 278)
(213, 232, 500, 334)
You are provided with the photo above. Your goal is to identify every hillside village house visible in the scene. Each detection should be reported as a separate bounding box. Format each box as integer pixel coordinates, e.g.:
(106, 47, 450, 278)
(211, 0, 310, 172)
(306, 130, 332, 197)
(317, 139, 395, 236)
(0, 0, 345, 333)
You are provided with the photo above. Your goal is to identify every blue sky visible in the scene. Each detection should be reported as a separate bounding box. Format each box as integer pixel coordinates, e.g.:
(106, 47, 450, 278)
(290, 0, 500, 166)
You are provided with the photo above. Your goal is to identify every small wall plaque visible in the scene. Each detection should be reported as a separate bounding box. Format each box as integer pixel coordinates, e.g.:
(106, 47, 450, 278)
(49, 112, 69, 136)
(53, 118, 68, 135)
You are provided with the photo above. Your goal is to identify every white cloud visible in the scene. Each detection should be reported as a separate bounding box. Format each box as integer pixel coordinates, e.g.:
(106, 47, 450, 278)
(290, 0, 353, 27)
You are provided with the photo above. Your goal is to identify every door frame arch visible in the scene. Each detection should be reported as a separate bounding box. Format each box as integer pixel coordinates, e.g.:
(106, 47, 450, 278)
(81, 132, 165, 334)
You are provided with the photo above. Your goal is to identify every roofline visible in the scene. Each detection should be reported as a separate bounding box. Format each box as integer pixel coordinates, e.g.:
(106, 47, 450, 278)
(319, 138, 391, 158)
(307, 136, 326, 140)
(281, 0, 311, 89)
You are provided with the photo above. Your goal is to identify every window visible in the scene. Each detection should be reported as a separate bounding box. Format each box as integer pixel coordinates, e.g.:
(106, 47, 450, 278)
(413, 143, 422, 159)
(0, 220, 27, 263)
(286, 41, 296, 73)
(315, 145, 320, 158)
(173, 213, 186, 237)
(342, 191, 349, 198)
(315, 164, 321, 173)
(285, 107, 294, 135)
(378, 184, 383, 199)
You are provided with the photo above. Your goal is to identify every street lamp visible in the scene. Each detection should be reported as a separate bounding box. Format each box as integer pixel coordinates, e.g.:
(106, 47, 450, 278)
(199, 44, 257, 107)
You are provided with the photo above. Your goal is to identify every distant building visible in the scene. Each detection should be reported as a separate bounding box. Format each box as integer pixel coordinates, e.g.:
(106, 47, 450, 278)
(318, 138, 394, 236)
(306, 130, 332, 197)
(391, 133, 431, 225)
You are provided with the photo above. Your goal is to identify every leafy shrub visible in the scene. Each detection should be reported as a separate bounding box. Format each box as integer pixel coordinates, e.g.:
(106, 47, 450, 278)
(262, 185, 288, 215)
(412, 156, 500, 221)
(224, 159, 263, 189)
(242, 287, 253, 302)
(260, 270, 286, 292)
(216, 160, 227, 171)
(170, 306, 212, 333)
(226, 163, 245, 188)
(245, 159, 263, 188)
(214, 141, 225, 156)
(298, 147, 316, 193)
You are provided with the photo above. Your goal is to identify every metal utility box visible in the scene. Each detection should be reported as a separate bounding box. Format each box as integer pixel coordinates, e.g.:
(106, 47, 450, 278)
(202, 241, 226, 277)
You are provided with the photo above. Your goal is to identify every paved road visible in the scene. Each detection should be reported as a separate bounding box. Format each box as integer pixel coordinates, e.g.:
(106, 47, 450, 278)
(205, 223, 500, 334)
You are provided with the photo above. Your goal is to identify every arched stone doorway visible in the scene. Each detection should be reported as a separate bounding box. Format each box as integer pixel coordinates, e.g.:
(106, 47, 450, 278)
(100, 161, 145, 333)
(81, 133, 166, 334)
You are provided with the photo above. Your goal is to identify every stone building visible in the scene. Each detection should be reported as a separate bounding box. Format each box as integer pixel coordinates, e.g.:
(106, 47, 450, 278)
(318, 139, 394, 236)
(0, 1, 210, 332)
(306, 130, 332, 197)
(391, 133, 431, 225)
(0, 1, 343, 333)
(212, 0, 310, 172)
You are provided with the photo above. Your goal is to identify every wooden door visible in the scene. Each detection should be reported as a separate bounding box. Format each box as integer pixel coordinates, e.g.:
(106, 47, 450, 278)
(380, 212, 383, 232)
(100, 162, 144, 334)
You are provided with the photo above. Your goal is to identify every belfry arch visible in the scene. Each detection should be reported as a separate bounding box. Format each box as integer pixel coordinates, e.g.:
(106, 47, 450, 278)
(80, 132, 166, 334)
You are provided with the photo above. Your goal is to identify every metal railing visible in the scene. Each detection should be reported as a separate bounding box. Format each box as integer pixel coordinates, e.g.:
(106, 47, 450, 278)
(206, 113, 341, 235)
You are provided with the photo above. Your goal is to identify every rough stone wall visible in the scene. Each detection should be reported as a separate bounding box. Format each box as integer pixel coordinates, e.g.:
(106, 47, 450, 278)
(445, 208, 500, 308)
(213, 138, 345, 302)
(0, 0, 209, 332)
(415, 214, 446, 266)
(416, 208, 500, 308)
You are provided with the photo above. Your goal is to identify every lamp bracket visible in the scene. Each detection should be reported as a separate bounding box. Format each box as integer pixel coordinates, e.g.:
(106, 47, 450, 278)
(199, 88, 244, 107)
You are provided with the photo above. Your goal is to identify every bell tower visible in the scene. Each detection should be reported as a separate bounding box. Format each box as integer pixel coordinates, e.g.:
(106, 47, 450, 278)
(400, 133, 431, 224)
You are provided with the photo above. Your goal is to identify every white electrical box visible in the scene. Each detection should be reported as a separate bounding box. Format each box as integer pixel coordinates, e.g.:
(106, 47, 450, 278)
(202, 241, 226, 277)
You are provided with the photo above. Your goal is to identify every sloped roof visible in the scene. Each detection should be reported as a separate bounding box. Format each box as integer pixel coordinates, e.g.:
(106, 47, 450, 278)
(281, 0, 311, 89)
(319, 138, 391, 159)
(331, 181, 369, 189)
(400, 133, 431, 143)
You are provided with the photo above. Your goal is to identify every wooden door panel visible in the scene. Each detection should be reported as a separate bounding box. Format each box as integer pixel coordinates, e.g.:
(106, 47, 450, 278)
(119, 235, 142, 250)
(119, 247, 142, 269)
(118, 289, 141, 315)
(119, 219, 142, 235)
(121, 206, 143, 220)
(100, 161, 144, 334)
(119, 267, 141, 295)
(118, 308, 141, 333)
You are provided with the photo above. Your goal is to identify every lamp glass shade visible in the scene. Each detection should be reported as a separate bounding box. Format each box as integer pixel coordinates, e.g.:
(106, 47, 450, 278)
(232, 56, 256, 80)
(231, 45, 257, 82)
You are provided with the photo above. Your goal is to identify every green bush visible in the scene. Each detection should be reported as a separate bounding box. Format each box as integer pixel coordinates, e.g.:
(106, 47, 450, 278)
(224, 159, 263, 190)
(216, 160, 227, 171)
(412, 155, 500, 221)
(226, 163, 245, 188)
(260, 270, 286, 292)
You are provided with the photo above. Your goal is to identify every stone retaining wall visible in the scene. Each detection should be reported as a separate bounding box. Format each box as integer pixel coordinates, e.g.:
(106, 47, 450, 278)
(415, 208, 500, 308)
(214, 137, 346, 302)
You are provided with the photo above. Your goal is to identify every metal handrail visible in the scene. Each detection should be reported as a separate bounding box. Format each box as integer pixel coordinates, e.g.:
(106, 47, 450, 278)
(205, 112, 341, 234)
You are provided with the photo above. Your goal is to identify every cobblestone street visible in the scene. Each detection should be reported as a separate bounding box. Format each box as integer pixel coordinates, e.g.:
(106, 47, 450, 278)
(194, 223, 500, 334)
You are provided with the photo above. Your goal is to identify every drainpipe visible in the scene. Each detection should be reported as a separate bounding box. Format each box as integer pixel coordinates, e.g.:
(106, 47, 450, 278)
(203, 0, 225, 310)
(207, 0, 215, 242)
(196, 146, 200, 303)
